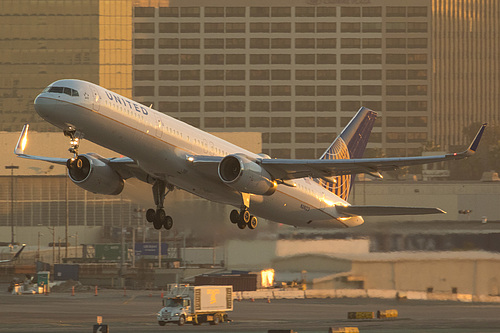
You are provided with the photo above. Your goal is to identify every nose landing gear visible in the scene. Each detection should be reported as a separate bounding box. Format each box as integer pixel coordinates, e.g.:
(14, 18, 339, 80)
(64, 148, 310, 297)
(146, 180, 174, 230)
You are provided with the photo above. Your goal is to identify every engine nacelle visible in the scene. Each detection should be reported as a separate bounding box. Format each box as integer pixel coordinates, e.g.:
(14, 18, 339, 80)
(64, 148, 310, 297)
(218, 154, 277, 195)
(67, 154, 124, 195)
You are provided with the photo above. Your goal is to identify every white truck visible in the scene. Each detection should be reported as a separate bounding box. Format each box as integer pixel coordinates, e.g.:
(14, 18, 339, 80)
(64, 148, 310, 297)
(157, 284, 233, 326)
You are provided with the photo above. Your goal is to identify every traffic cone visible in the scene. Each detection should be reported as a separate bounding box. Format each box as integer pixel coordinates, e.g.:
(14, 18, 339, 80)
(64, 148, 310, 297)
(94, 285, 98, 296)
(267, 297, 271, 303)
(161, 289, 164, 298)
(250, 298, 255, 302)
(71, 286, 75, 296)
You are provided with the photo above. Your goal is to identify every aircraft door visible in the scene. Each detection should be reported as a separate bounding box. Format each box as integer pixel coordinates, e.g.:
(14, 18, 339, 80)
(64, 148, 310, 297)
(153, 113, 163, 138)
(91, 88, 100, 111)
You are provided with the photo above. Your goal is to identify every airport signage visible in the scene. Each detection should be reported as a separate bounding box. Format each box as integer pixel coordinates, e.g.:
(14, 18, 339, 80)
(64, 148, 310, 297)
(135, 242, 168, 257)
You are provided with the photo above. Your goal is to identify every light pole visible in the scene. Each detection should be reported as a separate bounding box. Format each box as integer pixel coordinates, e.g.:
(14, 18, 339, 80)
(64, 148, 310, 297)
(5, 165, 19, 246)
(37, 232, 44, 261)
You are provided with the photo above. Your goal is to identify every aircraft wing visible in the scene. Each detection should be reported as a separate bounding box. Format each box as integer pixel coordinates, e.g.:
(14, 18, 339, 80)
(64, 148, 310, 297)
(260, 124, 486, 181)
(336, 205, 446, 217)
(0, 244, 26, 264)
(14, 124, 143, 180)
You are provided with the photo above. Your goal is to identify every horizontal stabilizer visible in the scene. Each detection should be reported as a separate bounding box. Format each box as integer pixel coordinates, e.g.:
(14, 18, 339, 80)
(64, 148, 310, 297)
(336, 205, 446, 217)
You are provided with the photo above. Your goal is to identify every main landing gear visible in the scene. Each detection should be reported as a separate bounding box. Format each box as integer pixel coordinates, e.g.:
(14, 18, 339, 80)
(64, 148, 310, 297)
(230, 208, 258, 230)
(146, 180, 174, 230)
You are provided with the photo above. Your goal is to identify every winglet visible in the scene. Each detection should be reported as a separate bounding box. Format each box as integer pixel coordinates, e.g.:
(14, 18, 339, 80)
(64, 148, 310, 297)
(466, 123, 487, 156)
(14, 124, 30, 156)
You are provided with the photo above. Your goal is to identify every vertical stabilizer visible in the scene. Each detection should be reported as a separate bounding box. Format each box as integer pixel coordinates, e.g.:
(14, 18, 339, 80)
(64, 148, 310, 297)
(317, 107, 377, 200)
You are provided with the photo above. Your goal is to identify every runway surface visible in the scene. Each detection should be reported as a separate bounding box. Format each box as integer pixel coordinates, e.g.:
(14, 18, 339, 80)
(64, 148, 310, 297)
(2, 288, 500, 333)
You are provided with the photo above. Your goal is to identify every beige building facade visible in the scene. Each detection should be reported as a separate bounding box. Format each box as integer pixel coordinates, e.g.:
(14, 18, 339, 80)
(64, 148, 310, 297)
(132, 0, 432, 158)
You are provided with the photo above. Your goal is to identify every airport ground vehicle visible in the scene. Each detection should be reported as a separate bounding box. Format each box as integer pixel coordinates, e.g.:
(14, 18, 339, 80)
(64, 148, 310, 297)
(157, 284, 233, 326)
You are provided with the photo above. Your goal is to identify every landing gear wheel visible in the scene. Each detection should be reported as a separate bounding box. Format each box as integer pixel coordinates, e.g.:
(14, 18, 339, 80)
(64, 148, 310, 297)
(146, 209, 156, 223)
(153, 209, 165, 230)
(237, 219, 247, 229)
(248, 216, 258, 230)
(163, 215, 173, 230)
(242, 210, 251, 224)
(230, 210, 240, 224)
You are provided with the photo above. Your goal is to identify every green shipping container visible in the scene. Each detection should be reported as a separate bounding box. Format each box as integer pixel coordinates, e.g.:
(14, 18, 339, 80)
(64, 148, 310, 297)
(94, 243, 125, 261)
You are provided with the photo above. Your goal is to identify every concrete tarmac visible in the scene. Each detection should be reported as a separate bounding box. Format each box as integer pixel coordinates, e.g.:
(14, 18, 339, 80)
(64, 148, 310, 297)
(2, 288, 500, 333)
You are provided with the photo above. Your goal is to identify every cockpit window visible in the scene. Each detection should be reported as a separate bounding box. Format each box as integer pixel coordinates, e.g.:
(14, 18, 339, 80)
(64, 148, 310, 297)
(48, 86, 79, 97)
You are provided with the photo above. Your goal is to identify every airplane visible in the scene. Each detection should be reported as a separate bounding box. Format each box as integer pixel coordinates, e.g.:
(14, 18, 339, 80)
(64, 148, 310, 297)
(14, 79, 486, 231)
(0, 244, 26, 264)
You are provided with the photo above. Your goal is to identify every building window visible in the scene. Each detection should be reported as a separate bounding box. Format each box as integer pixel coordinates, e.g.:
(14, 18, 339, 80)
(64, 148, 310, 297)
(159, 38, 179, 49)
(317, 86, 336, 96)
(317, 7, 336, 17)
(408, 85, 428, 95)
(226, 7, 245, 17)
(271, 70, 291, 80)
(271, 133, 291, 143)
(205, 101, 224, 112)
(341, 22, 361, 33)
(386, 54, 406, 64)
(341, 86, 360, 96)
(180, 7, 200, 17)
(317, 70, 336, 80)
(362, 70, 381, 80)
(250, 54, 269, 64)
(159, 23, 178, 33)
(317, 54, 336, 64)
(226, 38, 245, 49)
(271, 7, 291, 17)
(205, 7, 224, 17)
(317, 117, 336, 127)
(341, 7, 361, 17)
(296, 132, 315, 143)
(296, 38, 315, 49)
(226, 101, 245, 111)
(159, 7, 178, 17)
(135, 7, 155, 17)
(180, 54, 200, 64)
(386, 132, 406, 143)
(135, 86, 155, 96)
(362, 22, 382, 33)
(226, 54, 245, 64)
(341, 54, 360, 64)
(250, 101, 269, 111)
(296, 86, 315, 96)
(386, 85, 407, 96)
(408, 7, 427, 17)
(362, 54, 381, 64)
(134, 39, 154, 49)
(250, 22, 269, 33)
(250, 117, 270, 127)
(386, 6, 406, 17)
(180, 102, 199, 112)
(250, 38, 270, 48)
(407, 132, 427, 142)
(341, 101, 360, 111)
(386, 22, 406, 33)
(226, 23, 245, 33)
(408, 54, 427, 64)
(296, 117, 315, 127)
(272, 23, 291, 33)
(250, 70, 269, 80)
(159, 70, 178, 81)
(250, 86, 270, 96)
(316, 133, 335, 143)
(407, 116, 428, 127)
(387, 116, 406, 127)
(180, 23, 200, 33)
(181, 38, 200, 48)
(250, 7, 269, 17)
(341, 70, 360, 80)
(296, 101, 315, 111)
(272, 101, 291, 111)
(205, 117, 224, 127)
(159, 54, 179, 65)
(272, 54, 291, 64)
(408, 70, 427, 80)
(205, 23, 224, 33)
(408, 22, 428, 33)
(296, 70, 315, 80)
(205, 86, 224, 96)
(317, 101, 336, 111)
(295, 7, 315, 17)
(317, 38, 336, 48)
(226, 70, 245, 80)
(386, 101, 406, 111)
(362, 85, 381, 95)
(272, 86, 291, 96)
(159, 86, 178, 96)
(159, 102, 179, 112)
(363, 6, 382, 17)
(180, 70, 200, 80)
(205, 38, 224, 49)
(134, 70, 154, 81)
(296, 22, 315, 33)
(134, 54, 154, 65)
(363, 38, 382, 48)
(134, 23, 155, 33)
(341, 38, 361, 49)
(386, 38, 406, 48)
(407, 101, 427, 111)
(271, 118, 292, 128)
(226, 117, 246, 127)
(317, 22, 336, 33)
(386, 70, 406, 80)
(205, 54, 224, 65)
(271, 38, 291, 49)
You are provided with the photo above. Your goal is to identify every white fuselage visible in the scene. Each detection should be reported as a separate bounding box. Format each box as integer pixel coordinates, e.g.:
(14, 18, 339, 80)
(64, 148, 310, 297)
(34, 79, 363, 228)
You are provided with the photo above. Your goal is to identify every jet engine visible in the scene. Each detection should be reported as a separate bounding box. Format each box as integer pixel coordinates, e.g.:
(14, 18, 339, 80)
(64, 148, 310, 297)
(66, 154, 124, 195)
(218, 154, 277, 195)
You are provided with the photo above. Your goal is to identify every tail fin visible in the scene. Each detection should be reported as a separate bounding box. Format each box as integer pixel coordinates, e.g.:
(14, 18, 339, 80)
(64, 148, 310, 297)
(317, 107, 377, 200)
